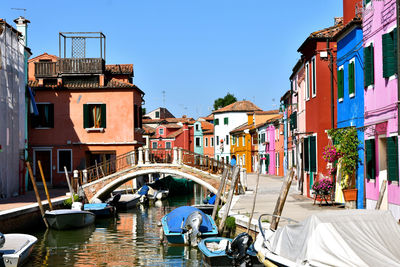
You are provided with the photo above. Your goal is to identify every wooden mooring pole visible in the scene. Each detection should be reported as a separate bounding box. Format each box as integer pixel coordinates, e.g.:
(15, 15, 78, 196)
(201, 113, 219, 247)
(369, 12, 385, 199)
(218, 166, 240, 233)
(376, 180, 387, 210)
(211, 167, 229, 220)
(270, 170, 294, 231)
(64, 166, 74, 202)
(26, 162, 49, 228)
(38, 160, 53, 210)
(247, 159, 262, 234)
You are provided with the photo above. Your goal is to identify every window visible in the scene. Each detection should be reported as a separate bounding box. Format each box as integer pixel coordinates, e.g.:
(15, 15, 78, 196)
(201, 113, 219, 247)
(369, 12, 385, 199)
(83, 104, 106, 129)
(290, 112, 297, 130)
(159, 128, 164, 135)
(337, 66, 344, 101)
(58, 149, 72, 173)
(364, 43, 374, 87)
(258, 133, 261, 144)
(226, 156, 229, 163)
(348, 59, 355, 97)
(216, 136, 219, 144)
(195, 124, 199, 131)
(382, 28, 398, 78)
(261, 133, 265, 143)
(205, 137, 208, 147)
(33, 103, 54, 128)
(195, 137, 201, 147)
(305, 62, 310, 100)
(237, 137, 239, 147)
(276, 153, 279, 168)
(304, 137, 309, 172)
(242, 136, 245, 146)
(214, 119, 219, 125)
(311, 57, 316, 97)
(387, 136, 398, 182)
(155, 111, 160, 118)
(211, 137, 214, 147)
(243, 154, 245, 166)
(134, 104, 142, 129)
(365, 139, 376, 180)
(224, 117, 229, 125)
(226, 135, 229, 145)
(309, 136, 317, 172)
(152, 142, 158, 149)
(166, 142, 171, 149)
(232, 136, 236, 145)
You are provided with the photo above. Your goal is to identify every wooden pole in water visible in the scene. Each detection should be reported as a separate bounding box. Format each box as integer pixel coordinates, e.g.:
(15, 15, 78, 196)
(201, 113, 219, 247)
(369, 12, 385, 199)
(26, 162, 49, 228)
(64, 166, 74, 202)
(270, 170, 294, 230)
(38, 161, 53, 210)
(211, 167, 229, 220)
(376, 180, 387, 210)
(247, 159, 262, 234)
(218, 166, 240, 233)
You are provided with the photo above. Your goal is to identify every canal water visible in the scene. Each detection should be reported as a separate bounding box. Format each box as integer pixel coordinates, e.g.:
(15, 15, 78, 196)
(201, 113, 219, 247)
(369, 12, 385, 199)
(26, 183, 208, 266)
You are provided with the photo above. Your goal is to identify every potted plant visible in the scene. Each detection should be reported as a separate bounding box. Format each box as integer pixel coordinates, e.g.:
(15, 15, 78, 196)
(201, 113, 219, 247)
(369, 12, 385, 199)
(327, 127, 360, 202)
(312, 178, 333, 196)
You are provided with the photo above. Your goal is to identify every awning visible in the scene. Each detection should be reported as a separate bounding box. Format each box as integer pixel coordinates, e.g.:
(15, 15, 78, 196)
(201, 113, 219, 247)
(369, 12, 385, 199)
(27, 87, 39, 116)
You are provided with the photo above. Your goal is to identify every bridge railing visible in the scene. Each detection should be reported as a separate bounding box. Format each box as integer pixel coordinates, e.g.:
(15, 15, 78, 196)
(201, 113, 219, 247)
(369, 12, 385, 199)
(80, 147, 230, 184)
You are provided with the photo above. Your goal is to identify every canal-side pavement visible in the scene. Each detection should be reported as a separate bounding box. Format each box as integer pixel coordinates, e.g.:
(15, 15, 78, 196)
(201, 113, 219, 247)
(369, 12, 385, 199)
(220, 173, 343, 233)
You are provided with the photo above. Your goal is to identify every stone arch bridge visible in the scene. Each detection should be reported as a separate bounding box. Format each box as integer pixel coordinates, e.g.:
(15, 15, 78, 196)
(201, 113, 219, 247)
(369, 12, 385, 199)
(77, 148, 247, 203)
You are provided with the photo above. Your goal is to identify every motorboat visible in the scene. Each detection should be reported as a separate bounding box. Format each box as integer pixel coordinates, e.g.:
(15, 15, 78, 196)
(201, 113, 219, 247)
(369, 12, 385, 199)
(0, 233, 37, 267)
(254, 210, 400, 266)
(115, 193, 145, 210)
(198, 234, 262, 266)
(83, 203, 115, 218)
(44, 202, 95, 230)
(161, 206, 218, 246)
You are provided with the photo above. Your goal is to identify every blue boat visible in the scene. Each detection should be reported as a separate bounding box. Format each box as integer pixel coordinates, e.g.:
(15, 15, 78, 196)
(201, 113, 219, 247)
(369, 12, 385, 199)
(83, 203, 115, 218)
(161, 206, 218, 246)
(198, 235, 262, 266)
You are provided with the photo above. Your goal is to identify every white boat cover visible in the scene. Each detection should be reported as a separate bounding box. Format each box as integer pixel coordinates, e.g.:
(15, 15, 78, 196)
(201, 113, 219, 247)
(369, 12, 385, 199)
(268, 210, 400, 266)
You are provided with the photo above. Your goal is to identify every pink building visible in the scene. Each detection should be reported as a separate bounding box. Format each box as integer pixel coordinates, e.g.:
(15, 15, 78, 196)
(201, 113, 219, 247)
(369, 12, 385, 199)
(363, 0, 400, 218)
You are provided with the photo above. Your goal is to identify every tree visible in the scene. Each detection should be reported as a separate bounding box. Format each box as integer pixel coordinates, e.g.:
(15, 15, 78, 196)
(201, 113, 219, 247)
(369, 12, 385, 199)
(213, 93, 237, 111)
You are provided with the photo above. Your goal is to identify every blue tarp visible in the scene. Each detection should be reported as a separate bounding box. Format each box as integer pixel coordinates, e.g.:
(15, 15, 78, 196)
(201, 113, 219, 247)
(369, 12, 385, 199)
(28, 87, 39, 116)
(166, 206, 214, 233)
(138, 185, 149, 196)
(208, 195, 216, 205)
(84, 203, 108, 210)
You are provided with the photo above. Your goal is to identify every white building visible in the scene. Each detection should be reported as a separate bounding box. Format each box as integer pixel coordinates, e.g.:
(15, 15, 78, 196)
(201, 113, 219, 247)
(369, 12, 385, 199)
(213, 101, 261, 163)
(0, 18, 30, 198)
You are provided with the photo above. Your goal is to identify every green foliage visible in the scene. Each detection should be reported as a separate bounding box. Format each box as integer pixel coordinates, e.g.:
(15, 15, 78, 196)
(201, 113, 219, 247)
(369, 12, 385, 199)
(63, 194, 79, 208)
(327, 127, 360, 189)
(225, 216, 236, 231)
(213, 93, 237, 111)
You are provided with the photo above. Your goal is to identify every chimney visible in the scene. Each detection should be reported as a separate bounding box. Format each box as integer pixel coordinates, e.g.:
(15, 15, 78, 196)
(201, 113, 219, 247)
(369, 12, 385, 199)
(183, 123, 189, 150)
(13, 16, 30, 46)
(343, 0, 362, 25)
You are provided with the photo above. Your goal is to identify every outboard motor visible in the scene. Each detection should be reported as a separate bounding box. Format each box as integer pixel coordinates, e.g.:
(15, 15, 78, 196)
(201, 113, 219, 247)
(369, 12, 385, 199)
(0, 233, 5, 248)
(226, 233, 253, 266)
(182, 211, 203, 246)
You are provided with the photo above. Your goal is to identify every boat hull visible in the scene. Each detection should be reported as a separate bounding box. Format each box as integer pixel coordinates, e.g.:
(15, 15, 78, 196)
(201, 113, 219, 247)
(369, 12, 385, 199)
(84, 204, 115, 218)
(0, 234, 37, 267)
(116, 194, 141, 210)
(45, 209, 95, 230)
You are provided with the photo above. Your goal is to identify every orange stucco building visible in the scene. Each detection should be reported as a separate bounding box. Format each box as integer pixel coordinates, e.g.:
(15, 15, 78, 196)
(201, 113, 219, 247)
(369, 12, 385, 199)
(28, 47, 144, 187)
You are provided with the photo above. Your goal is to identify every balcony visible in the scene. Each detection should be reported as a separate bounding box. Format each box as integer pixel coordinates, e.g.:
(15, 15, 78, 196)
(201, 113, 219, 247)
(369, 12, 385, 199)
(34, 61, 58, 78)
(59, 58, 105, 75)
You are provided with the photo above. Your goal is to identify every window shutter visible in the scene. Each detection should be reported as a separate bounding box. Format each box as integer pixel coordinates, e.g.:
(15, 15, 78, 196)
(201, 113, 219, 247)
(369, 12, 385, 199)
(364, 45, 374, 87)
(83, 104, 89, 128)
(101, 104, 106, 128)
(387, 136, 399, 182)
(337, 69, 344, 99)
(48, 104, 54, 128)
(394, 27, 398, 75)
(348, 62, 355, 95)
(304, 137, 309, 172)
(382, 32, 395, 78)
(310, 136, 317, 172)
(224, 117, 228, 125)
(365, 139, 376, 180)
(134, 104, 138, 128)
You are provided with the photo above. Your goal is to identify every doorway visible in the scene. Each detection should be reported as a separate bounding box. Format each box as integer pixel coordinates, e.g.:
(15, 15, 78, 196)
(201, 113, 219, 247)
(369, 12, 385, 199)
(33, 148, 52, 184)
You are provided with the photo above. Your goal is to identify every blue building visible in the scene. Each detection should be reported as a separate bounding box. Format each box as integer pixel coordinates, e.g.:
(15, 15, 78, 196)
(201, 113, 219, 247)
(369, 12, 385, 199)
(193, 121, 204, 155)
(334, 16, 364, 209)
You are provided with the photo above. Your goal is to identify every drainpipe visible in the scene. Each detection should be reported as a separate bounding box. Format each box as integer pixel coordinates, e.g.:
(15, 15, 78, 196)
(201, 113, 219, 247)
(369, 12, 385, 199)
(397, 0, 400, 135)
(327, 39, 335, 129)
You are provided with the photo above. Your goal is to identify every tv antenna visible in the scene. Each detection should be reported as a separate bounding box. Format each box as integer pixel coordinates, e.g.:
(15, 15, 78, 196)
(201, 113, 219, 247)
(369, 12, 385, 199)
(162, 90, 166, 108)
(11, 8, 27, 17)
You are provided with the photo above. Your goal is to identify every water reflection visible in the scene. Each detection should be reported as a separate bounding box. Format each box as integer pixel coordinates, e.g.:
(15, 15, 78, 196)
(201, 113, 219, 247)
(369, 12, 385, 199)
(26, 184, 207, 266)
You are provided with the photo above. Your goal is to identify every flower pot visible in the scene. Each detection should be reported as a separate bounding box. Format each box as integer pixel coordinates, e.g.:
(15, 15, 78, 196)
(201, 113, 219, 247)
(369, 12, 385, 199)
(342, 188, 357, 202)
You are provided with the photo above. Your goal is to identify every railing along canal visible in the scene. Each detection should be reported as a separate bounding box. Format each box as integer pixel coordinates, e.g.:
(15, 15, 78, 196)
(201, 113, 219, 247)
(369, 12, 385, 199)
(79, 147, 230, 185)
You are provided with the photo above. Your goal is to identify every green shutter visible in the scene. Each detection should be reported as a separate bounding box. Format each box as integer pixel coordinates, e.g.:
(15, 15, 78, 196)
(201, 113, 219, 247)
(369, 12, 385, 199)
(348, 62, 355, 96)
(387, 137, 399, 182)
(304, 137, 309, 172)
(337, 68, 344, 100)
(215, 119, 219, 125)
(364, 45, 374, 87)
(365, 139, 376, 180)
(310, 136, 317, 172)
(224, 117, 228, 125)
(382, 32, 395, 78)
(83, 104, 89, 128)
(394, 28, 398, 75)
(101, 104, 106, 128)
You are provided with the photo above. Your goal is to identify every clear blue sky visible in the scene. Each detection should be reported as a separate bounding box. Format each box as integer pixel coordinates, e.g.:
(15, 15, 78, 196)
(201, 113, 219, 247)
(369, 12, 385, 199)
(3, 0, 342, 119)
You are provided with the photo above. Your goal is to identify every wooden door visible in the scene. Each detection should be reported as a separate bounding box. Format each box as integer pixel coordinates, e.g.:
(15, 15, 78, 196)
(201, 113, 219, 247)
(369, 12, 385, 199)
(35, 150, 51, 183)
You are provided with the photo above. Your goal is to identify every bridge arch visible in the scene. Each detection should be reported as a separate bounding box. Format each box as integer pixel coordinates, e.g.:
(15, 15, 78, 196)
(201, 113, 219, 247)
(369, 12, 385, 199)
(85, 166, 219, 203)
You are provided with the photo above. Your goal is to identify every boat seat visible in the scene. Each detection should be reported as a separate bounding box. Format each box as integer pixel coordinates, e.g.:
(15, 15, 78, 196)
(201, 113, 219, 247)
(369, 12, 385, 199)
(0, 239, 30, 254)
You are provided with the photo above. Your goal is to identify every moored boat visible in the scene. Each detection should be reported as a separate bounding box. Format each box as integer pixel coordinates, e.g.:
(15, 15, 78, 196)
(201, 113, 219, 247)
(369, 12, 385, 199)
(192, 204, 214, 215)
(0, 233, 37, 267)
(83, 203, 115, 218)
(161, 206, 218, 246)
(115, 193, 142, 210)
(254, 210, 400, 267)
(44, 209, 96, 230)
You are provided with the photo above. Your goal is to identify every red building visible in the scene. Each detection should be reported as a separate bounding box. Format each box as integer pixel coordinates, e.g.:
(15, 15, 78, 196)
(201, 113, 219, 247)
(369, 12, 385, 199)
(297, 19, 344, 197)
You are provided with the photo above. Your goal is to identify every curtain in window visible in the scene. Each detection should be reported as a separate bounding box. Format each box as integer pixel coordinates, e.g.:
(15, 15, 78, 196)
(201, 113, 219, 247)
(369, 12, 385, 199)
(92, 106, 101, 128)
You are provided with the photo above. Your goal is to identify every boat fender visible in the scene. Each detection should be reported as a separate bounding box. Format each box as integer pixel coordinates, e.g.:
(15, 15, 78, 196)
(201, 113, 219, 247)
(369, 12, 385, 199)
(159, 227, 164, 242)
(0, 233, 4, 248)
(71, 202, 83, 210)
